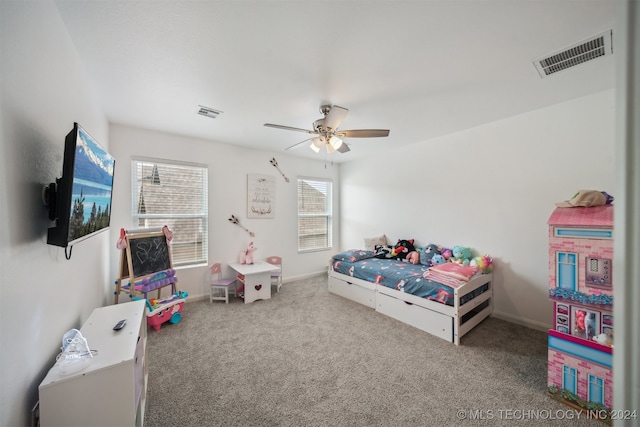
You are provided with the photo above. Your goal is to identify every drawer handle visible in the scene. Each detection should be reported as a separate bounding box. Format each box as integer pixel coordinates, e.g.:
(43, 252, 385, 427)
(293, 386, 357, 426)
(347, 281, 353, 285)
(404, 301, 414, 306)
(255, 284, 262, 291)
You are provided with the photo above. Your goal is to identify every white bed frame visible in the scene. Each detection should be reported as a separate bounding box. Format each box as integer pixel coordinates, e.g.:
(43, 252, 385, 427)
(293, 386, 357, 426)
(327, 264, 492, 345)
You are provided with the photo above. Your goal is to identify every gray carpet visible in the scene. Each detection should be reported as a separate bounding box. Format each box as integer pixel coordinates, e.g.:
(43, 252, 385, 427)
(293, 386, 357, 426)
(144, 275, 601, 426)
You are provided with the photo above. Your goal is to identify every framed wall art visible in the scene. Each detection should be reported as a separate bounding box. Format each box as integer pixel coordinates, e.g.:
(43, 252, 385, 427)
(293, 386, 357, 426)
(247, 174, 275, 218)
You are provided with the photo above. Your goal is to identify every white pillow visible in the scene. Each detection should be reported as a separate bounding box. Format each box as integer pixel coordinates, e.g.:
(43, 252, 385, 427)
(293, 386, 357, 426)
(364, 234, 388, 251)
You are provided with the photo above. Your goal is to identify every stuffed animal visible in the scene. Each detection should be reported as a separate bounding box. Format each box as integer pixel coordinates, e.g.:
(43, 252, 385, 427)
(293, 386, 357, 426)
(374, 244, 394, 259)
(420, 243, 442, 265)
(430, 254, 446, 266)
(240, 241, 256, 264)
(592, 332, 613, 347)
(406, 251, 420, 265)
(450, 245, 472, 265)
(441, 248, 453, 260)
(471, 255, 494, 274)
(393, 239, 419, 264)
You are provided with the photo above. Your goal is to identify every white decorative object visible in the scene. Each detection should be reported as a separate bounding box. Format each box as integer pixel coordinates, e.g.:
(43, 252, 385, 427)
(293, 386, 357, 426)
(247, 174, 275, 218)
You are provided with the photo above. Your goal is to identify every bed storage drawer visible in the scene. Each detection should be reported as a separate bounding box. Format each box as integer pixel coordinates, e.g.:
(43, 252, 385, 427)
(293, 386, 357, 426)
(376, 291, 453, 341)
(328, 274, 376, 308)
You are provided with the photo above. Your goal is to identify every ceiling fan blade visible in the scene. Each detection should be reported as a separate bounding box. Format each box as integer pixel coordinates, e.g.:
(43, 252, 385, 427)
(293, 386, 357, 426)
(323, 105, 349, 131)
(264, 123, 317, 135)
(336, 129, 390, 138)
(285, 138, 314, 151)
(337, 143, 351, 153)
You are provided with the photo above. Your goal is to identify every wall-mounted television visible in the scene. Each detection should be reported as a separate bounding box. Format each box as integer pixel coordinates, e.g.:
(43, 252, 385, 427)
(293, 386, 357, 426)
(45, 123, 116, 250)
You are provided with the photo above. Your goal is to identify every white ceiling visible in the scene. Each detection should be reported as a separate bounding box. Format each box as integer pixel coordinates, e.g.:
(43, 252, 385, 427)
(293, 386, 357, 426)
(54, 0, 616, 163)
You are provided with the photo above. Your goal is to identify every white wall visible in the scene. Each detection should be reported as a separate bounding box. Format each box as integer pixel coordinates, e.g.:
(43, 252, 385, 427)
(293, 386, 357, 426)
(0, 2, 111, 426)
(108, 124, 340, 300)
(340, 89, 615, 329)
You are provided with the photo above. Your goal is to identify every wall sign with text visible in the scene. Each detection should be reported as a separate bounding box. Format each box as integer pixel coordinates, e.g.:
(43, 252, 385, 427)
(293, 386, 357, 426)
(247, 174, 275, 218)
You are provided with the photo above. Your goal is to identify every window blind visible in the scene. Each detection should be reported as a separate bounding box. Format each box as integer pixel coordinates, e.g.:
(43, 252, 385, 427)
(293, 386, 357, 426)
(131, 160, 208, 267)
(297, 178, 332, 252)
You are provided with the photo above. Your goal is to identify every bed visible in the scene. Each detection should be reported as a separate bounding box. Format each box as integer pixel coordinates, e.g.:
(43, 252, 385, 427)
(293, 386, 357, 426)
(327, 249, 493, 345)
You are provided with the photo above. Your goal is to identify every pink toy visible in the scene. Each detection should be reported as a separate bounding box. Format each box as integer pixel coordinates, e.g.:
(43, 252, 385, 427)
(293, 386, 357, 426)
(241, 241, 256, 264)
(145, 291, 187, 331)
(406, 251, 420, 265)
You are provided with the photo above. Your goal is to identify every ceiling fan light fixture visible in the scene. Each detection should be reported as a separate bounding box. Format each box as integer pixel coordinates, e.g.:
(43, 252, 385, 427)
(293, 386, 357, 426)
(266, 104, 390, 154)
(329, 135, 343, 150)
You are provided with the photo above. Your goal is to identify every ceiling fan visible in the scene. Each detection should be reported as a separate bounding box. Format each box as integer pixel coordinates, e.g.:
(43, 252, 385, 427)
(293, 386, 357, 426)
(264, 105, 390, 154)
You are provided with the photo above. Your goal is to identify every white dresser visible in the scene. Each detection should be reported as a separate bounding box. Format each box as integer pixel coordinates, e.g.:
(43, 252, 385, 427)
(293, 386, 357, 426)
(39, 300, 147, 426)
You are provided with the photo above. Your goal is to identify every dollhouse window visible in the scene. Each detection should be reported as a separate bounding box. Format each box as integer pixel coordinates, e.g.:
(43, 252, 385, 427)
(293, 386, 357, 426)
(563, 366, 577, 394)
(572, 307, 600, 340)
(557, 252, 577, 290)
(585, 257, 612, 289)
(588, 375, 604, 405)
(554, 228, 613, 239)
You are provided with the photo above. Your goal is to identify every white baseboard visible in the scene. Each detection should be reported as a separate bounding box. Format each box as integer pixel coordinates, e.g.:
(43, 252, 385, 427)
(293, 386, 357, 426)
(492, 310, 551, 332)
(283, 270, 327, 282)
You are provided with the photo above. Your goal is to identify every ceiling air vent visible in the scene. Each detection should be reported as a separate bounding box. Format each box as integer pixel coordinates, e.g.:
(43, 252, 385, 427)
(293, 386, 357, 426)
(533, 30, 613, 78)
(197, 105, 223, 119)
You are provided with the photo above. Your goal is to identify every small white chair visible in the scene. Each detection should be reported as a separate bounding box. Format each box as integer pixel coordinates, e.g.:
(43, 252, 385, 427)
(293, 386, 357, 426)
(266, 256, 282, 293)
(209, 263, 236, 304)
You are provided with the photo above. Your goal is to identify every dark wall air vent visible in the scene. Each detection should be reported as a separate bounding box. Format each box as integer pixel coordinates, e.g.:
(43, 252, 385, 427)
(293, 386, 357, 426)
(197, 105, 223, 119)
(533, 30, 612, 78)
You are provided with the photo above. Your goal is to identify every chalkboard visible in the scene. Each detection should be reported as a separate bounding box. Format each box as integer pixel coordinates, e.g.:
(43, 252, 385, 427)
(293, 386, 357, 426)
(127, 233, 172, 278)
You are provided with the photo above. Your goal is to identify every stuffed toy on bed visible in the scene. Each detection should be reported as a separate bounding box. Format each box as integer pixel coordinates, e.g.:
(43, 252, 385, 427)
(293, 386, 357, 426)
(393, 239, 420, 264)
(471, 255, 494, 274)
(430, 254, 446, 266)
(374, 244, 395, 259)
(450, 245, 472, 265)
(420, 243, 442, 265)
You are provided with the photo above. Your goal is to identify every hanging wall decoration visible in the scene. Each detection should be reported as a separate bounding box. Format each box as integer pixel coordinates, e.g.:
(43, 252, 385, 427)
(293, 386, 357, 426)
(247, 174, 275, 218)
(228, 215, 255, 237)
(270, 158, 289, 183)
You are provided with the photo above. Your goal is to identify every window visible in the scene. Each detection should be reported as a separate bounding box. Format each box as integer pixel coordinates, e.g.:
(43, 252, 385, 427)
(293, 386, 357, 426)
(556, 252, 577, 290)
(297, 178, 332, 252)
(132, 159, 208, 267)
(588, 374, 604, 404)
(562, 365, 577, 394)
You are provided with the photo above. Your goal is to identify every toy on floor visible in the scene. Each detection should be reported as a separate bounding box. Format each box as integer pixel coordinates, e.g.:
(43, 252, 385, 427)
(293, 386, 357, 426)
(142, 291, 188, 331)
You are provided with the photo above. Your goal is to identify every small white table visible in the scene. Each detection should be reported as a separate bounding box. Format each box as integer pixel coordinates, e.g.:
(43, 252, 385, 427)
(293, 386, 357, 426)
(229, 261, 279, 304)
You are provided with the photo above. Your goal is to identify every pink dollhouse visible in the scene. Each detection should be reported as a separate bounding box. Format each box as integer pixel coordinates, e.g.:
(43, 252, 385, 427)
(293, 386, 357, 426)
(547, 205, 614, 420)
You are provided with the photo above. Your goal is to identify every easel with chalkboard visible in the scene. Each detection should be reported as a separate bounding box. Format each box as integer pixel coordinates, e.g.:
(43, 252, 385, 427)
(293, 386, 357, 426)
(114, 228, 178, 303)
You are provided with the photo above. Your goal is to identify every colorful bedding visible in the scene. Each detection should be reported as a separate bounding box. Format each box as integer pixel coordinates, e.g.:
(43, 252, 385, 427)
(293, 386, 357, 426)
(331, 250, 457, 306)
